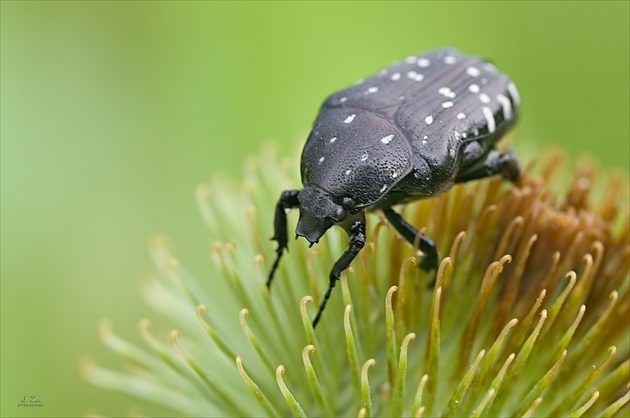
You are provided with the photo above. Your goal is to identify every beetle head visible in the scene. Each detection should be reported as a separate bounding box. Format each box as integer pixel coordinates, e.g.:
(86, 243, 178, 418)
(296, 185, 346, 245)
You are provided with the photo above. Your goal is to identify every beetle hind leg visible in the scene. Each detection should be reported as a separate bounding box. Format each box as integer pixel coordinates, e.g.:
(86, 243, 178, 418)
(455, 149, 520, 183)
(382, 207, 439, 271)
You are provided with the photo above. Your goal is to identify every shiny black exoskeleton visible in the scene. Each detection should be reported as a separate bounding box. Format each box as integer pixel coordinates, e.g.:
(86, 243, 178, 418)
(269, 48, 521, 327)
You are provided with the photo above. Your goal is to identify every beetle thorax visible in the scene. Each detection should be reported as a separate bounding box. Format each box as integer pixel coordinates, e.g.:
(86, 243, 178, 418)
(300, 108, 413, 209)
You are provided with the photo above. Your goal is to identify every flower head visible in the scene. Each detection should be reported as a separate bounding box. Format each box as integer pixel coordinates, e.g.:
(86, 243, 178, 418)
(84, 147, 629, 417)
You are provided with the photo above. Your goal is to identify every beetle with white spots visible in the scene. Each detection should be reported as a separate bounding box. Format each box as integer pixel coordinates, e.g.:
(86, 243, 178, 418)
(268, 48, 521, 327)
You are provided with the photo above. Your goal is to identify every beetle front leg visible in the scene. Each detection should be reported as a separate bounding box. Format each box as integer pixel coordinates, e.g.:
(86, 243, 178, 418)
(382, 207, 439, 271)
(268, 189, 300, 288)
(312, 215, 366, 328)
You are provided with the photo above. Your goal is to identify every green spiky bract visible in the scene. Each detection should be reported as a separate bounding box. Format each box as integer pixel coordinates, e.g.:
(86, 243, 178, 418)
(85, 147, 629, 417)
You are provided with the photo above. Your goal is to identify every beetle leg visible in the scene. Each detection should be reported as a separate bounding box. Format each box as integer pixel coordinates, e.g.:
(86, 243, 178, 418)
(455, 149, 520, 183)
(459, 140, 486, 166)
(268, 189, 300, 288)
(312, 215, 366, 328)
(382, 207, 439, 271)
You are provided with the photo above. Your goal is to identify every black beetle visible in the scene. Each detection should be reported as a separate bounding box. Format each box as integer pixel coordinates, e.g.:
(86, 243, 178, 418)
(268, 48, 521, 327)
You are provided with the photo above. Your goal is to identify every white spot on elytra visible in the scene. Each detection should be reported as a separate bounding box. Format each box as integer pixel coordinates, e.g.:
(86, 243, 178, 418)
(466, 66, 480, 77)
(496, 94, 513, 119)
(329, 137, 337, 144)
(367, 86, 379, 93)
(479, 93, 491, 104)
(392, 171, 399, 179)
(418, 58, 430, 67)
(345, 169, 352, 175)
(444, 55, 456, 64)
(462, 132, 468, 139)
(422, 139, 428, 145)
(508, 82, 521, 106)
(380, 184, 388, 193)
(344, 114, 356, 123)
(425, 115, 433, 125)
(339, 97, 347, 103)
(457, 112, 466, 119)
(360, 153, 368, 161)
(483, 106, 496, 133)
(407, 70, 424, 81)
(442, 101, 454, 108)
(423, 135, 428, 139)
(318, 156, 325, 163)
(391, 72, 401, 81)
(381, 134, 394, 144)
(438, 87, 456, 98)
(449, 148, 456, 158)
(469, 84, 480, 93)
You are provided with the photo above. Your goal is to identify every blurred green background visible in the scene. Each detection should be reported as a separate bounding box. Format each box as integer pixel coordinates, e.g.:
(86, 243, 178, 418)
(1, 1, 628, 416)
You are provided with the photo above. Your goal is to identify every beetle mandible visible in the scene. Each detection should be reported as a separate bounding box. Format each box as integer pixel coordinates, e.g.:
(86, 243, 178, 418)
(268, 48, 521, 327)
